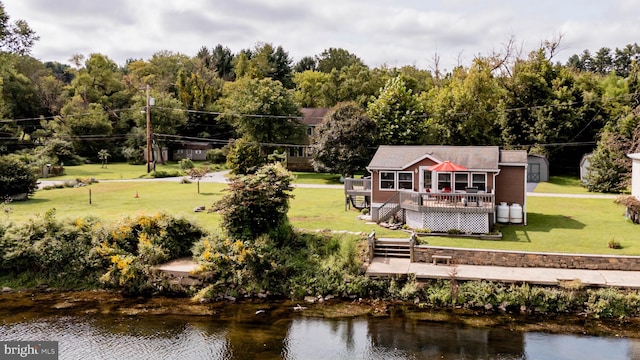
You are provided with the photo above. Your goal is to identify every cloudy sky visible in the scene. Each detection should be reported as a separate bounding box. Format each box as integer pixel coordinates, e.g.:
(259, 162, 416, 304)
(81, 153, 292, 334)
(4, 0, 639, 71)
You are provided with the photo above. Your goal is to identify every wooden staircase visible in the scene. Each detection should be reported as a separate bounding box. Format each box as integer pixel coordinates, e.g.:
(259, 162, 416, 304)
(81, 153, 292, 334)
(373, 237, 411, 258)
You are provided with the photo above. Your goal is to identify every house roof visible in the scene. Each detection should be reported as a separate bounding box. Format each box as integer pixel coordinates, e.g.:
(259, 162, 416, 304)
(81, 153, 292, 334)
(500, 150, 528, 165)
(367, 145, 517, 171)
(300, 108, 329, 126)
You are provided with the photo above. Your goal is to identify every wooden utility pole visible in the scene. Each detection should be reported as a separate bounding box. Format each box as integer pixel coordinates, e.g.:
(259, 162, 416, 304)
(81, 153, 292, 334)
(145, 85, 152, 173)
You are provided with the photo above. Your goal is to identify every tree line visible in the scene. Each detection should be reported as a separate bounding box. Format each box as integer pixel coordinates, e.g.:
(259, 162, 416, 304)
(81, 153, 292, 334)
(0, 1, 639, 193)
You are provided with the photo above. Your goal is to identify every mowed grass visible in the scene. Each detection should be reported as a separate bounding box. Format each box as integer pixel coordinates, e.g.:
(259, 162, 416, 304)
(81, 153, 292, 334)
(7, 180, 389, 237)
(423, 196, 638, 255)
(532, 175, 628, 195)
(47, 162, 217, 180)
(6, 178, 638, 254)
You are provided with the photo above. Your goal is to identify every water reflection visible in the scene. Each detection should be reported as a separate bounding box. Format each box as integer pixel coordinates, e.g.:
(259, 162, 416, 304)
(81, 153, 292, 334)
(1, 313, 639, 359)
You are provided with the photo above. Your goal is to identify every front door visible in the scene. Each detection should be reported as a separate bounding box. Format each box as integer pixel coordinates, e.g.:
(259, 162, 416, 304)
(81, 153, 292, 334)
(419, 167, 433, 192)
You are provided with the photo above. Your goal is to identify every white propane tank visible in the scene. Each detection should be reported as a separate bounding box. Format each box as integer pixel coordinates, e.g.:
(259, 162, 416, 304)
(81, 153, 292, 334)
(509, 203, 523, 224)
(497, 202, 509, 223)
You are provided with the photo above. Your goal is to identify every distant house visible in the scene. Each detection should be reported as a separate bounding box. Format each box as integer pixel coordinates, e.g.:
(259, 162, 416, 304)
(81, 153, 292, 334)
(345, 146, 528, 234)
(172, 142, 211, 161)
(527, 154, 549, 182)
(286, 108, 329, 172)
(580, 153, 593, 183)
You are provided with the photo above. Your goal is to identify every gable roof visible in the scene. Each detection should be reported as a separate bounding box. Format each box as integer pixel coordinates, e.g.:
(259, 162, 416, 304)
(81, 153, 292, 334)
(300, 108, 329, 126)
(367, 145, 506, 171)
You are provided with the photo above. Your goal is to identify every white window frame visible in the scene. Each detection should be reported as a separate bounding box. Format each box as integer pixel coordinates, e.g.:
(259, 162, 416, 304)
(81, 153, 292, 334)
(379, 171, 396, 190)
(398, 171, 413, 190)
(471, 173, 487, 192)
(437, 172, 451, 191)
(420, 168, 433, 192)
(454, 173, 469, 192)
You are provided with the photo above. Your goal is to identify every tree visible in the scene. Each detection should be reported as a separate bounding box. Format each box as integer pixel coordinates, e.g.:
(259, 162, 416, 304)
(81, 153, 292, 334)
(98, 149, 111, 168)
(212, 162, 295, 241)
(187, 166, 210, 194)
(60, 98, 113, 158)
(293, 70, 331, 107)
(0, 2, 39, 55)
(294, 56, 317, 72)
(0, 155, 38, 199)
(220, 78, 303, 153)
(225, 137, 265, 175)
(367, 76, 425, 145)
(584, 129, 631, 193)
(425, 58, 506, 146)
(309, 102, 376, 177)
(316, 48, 364, 73)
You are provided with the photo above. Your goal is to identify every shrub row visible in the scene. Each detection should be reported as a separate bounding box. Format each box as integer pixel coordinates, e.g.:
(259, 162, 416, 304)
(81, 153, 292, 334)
(0, 210, 204, 292)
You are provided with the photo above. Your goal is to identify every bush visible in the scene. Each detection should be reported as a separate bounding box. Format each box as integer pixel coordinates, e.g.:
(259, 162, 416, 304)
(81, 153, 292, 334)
(212, 163, 295, 241)
(206, 148, 226, 164)
(0, 156, 38, 199)
(95, 212, 206, 294)
(149, 170, 184, 178)
(225, 137, 265, 175)
(179, 158, 194, 170)
(0, 210, 103, 287)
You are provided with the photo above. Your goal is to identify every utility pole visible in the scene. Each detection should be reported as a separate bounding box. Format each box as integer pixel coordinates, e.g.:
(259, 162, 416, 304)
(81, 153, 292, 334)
(145, 85, 152, 173)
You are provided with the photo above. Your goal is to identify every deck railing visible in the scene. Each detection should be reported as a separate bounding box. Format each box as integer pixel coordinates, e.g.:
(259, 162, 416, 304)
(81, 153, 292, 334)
(399, 191, 495, 212)
(344, 177, 371, 194)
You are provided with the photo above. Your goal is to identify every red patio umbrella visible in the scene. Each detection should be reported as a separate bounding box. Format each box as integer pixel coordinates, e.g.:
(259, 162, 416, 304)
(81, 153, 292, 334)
(427, 160, 468, 172)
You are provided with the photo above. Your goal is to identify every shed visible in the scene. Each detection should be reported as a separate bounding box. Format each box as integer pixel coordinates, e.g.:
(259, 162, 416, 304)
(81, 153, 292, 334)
(526, 154, 549, 182)
(579, 153, 593, 183)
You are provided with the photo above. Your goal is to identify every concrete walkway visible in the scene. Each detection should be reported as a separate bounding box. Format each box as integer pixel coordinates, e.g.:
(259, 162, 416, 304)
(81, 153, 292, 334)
(366, 257, 640, 288)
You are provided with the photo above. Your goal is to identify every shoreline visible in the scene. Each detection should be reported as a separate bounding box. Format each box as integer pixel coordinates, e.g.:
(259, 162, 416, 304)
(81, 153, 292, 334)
(3, 289, 640, 339)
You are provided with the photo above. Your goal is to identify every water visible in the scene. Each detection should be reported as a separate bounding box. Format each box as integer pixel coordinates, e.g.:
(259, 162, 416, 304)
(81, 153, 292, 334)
(1, 292, 640, 359)
(2, 314, 640, 359)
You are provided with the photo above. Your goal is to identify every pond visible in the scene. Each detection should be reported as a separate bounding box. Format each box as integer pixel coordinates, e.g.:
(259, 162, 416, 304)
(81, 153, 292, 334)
(1, 292, 639, 359)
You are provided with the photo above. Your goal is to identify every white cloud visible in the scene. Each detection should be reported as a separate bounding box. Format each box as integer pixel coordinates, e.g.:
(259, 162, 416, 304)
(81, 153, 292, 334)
(3, 0, 639, 70)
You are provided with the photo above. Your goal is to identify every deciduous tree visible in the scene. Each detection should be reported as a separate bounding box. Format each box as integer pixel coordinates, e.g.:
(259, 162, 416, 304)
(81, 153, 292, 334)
(367, 76, 425, 145)
(212, 163, 295, 241)
(309, 102, 376, 177)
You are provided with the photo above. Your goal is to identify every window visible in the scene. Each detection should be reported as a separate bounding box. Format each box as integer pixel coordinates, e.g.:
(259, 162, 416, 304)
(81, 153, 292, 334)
(454, 173, 468, 191)
(307, 126, 314, 136)
(380, 172, 395, 190)
(472, 173, 486, 191)
(437, 173, 451, 191)
(422, 170, 432, 191)
(398, 172, 413, 190)
(289, 146, 304, 157)
(195, 150, 202, 154)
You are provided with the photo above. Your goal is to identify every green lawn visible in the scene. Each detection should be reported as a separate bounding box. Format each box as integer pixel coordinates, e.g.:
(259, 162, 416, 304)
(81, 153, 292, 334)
(6, 177, 638, 255)
(423, 196, 638, 255)
(46, 162, 189, 180)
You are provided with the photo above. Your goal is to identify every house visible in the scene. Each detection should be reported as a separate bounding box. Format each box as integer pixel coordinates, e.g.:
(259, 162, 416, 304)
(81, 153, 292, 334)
(286, 108, 329, 172)
(579, 153, 593, 183)
(527, 153, 549, 182)
(345, 145, 528, 234)
(172, 142, 211, 161)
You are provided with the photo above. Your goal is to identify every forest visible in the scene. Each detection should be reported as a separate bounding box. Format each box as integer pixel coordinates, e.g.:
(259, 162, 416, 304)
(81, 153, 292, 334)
(1, 2, 639, 193)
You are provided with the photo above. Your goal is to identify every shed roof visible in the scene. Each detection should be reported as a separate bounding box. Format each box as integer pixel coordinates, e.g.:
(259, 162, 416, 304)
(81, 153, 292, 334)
(367, 145, 508, 171)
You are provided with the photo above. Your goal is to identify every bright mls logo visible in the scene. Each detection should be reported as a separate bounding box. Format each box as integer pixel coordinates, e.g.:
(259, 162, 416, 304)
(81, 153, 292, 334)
(1, 341, 58, 359)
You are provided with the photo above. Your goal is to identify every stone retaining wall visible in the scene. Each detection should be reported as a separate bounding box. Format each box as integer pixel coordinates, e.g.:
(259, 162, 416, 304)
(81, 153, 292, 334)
(413, 245, 640, 271)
